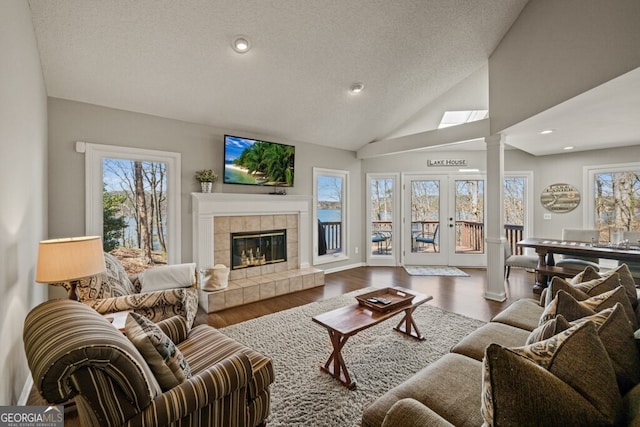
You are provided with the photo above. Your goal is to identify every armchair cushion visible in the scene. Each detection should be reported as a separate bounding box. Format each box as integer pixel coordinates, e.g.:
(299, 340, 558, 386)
(83, 286, 199, 328)
(126, 312, 192, 391)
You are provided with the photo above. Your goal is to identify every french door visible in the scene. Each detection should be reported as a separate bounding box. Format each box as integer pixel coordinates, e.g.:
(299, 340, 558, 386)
(403, 174, 486, 267)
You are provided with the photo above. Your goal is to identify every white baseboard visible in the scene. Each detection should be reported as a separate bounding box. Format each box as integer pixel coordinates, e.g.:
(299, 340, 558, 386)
(18, 373, 33, 405)
(323, 262, 365, 274)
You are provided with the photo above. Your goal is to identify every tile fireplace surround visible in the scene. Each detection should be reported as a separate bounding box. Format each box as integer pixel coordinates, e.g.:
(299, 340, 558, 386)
(192, 193, 324, 313)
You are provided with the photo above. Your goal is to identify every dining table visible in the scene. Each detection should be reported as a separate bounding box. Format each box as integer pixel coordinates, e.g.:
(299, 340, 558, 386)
(516, 237, 640, 292)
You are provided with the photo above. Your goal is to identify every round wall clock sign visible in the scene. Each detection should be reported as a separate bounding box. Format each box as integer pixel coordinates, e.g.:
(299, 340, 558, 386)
(540, 183, 581, 213)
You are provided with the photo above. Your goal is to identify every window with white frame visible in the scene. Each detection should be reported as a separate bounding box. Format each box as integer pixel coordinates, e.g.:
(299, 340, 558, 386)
(313, 167, 348, 265)
(78, 142, 181, 273)
(586, 162, 640, 241)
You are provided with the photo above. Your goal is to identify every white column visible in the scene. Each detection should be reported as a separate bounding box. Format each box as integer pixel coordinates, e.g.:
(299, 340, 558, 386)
(484, 134, 507, 301)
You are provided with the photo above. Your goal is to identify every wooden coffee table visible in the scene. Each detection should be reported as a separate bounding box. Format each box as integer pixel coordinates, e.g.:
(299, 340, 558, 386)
(312, 287, 433, 389)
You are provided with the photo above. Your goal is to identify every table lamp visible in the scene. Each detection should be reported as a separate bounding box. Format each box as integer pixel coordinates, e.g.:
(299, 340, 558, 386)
(36, 236, 106, 300)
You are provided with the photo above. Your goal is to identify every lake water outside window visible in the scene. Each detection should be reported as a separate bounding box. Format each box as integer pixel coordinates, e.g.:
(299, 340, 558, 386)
(314, 168, 349, 264)
(103, 158, 169, 273)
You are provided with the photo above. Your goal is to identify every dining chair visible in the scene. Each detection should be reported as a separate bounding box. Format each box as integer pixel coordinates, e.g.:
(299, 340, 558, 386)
(555, 228, 600, 271)
(504, 243, 538, 279)
(620, 231, 640, 282)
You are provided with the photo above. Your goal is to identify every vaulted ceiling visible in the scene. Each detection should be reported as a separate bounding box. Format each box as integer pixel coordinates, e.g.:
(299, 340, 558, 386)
(28, 0, 528, 152)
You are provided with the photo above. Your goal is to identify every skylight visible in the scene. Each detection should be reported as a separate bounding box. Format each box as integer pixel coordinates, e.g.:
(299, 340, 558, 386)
(438, 110, 489, 129)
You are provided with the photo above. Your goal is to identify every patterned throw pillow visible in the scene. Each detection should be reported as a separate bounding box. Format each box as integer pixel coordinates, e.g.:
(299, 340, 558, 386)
(74, 252, 137, 301)
(482, 322, 622, 426)
(527, 304, 640, 394)
(539, 286, 638, 329)
(125, 312, 192, 391)
(525, 315, 572, 345)
(543, 274, 620, 307)
(581, 263, 638, 308)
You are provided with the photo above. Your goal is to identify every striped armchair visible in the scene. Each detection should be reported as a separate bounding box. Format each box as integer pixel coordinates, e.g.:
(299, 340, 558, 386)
(59, 252, 199, 328)
(23, 299, 274, 427)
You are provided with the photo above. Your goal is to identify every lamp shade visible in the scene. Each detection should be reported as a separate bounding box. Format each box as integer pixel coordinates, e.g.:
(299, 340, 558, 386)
(36, 236, 106, 283)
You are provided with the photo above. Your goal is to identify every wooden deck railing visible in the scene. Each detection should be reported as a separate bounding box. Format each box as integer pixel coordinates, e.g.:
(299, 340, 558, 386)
(366, 221, 525, 254)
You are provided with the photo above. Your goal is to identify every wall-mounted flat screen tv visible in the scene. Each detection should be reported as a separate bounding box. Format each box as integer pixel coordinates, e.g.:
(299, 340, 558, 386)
(224, 135, 295, 187)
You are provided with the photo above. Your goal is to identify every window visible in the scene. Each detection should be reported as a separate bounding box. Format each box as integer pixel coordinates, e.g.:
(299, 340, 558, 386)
(313, 168, 348, 265)
(367, 174, 398, 264)
(586, 163, 640, 241)
(78, 142, 181, 272)
(504, 172, 533, 254)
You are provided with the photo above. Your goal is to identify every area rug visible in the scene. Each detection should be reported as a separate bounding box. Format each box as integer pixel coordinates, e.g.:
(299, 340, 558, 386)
(221, 288, 484, 426)
(403, 265, 471, 277)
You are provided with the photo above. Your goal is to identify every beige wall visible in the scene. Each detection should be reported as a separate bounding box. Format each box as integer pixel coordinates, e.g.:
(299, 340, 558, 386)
(0, 2, 48, 405)
(47, 98, 362, 272)
(489, 0, 640, 134)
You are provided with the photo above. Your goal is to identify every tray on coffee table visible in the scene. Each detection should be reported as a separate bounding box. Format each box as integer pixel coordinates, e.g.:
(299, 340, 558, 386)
(356, 287, 415, 312)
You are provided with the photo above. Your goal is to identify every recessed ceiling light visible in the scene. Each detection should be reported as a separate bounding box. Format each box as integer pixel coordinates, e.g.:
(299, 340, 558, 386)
(540, 129, 554, 134)
(564, 146, 574, 150)
(232, 36, 250, 53)
(350, 83, 365, 93)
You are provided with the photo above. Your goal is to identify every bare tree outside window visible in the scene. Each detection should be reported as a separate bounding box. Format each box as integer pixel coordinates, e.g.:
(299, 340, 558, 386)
(594, 170, 640, 240)
(103, 158, 168, 274)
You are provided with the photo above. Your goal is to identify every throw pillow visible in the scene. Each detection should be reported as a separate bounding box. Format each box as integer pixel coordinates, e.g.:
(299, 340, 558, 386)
(125, 312, 192, 391)
(527, 304, 640, 394)
(543, 274, 620, 307)
(73, 252, 137, 300)
(525, 315, 572, 345)
(582, 263, 638, 308)
(568, 265, 599, 285)
(571, 303, 640, 394)
(482, 322, 622, 426)
(539, 286, 637, 329)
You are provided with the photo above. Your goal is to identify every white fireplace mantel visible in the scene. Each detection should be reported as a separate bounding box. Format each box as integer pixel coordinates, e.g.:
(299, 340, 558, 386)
(192, 192, 312, 269)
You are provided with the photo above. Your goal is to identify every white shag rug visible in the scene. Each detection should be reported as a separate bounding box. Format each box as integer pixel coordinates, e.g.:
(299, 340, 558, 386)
(220, 288, 484, 426)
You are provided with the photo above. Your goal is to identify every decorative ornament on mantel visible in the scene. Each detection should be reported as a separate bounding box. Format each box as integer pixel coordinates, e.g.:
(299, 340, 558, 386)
(195, 169, 218, 193)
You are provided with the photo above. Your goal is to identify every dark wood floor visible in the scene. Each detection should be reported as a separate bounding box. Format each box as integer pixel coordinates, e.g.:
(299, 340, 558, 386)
(198, 266, 538, 328)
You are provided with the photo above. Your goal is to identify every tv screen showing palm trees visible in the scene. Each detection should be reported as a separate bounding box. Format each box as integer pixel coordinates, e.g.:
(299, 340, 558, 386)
(224, 135, 295, 187)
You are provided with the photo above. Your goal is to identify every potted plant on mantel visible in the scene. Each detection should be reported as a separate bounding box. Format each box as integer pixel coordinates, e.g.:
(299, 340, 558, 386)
(195, 169, 218, 193)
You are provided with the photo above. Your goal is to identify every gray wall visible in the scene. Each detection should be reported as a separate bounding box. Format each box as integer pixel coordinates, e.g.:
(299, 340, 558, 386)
(489, 0, 640, 133)
(0, 2, 48, 405)
(47, 98, 363, 273)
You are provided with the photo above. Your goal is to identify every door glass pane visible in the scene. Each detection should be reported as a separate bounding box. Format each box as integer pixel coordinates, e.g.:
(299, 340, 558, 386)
(411, 180, 440, 253)
(103, 158, 168, 274)
(370, 178, 393, 256)
(504, 177, 525, 253)
(454, 179, 484, 254)
(317, 175, 343, 256)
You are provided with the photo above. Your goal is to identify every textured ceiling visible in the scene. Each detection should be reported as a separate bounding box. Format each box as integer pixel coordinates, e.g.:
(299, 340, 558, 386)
(28, 0, 528, 151)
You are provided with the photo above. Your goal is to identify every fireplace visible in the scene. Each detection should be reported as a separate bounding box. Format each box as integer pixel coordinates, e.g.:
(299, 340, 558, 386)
(231, 229, 287, 270)
(192, 193, 324, 313)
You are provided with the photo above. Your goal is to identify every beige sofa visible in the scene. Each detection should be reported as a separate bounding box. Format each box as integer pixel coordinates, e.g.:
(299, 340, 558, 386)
(363, 264, 640, 426)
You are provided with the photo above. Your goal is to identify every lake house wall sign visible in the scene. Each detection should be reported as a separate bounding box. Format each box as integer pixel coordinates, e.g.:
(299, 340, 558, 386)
(540, 183, 581, 213)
